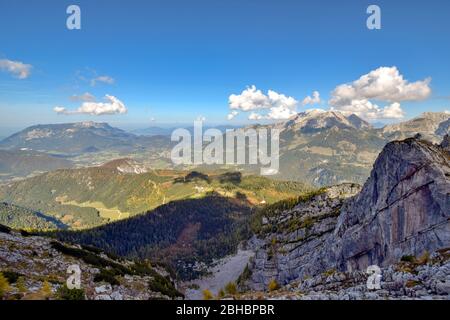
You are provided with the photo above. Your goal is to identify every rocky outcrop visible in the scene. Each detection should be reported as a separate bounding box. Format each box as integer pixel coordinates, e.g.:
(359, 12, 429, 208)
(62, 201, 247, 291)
(240, 248, 450, 300)
(332, 137, 449, 271)
(441, 134, 450, 151)
(0, 228, 181, 300)
(436, 119, 450, 137)
(246, 136, 450, 294)
(247, 184, 361, 291)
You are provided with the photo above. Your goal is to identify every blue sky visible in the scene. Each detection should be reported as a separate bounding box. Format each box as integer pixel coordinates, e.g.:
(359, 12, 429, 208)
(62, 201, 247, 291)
(0, 0, 449, 135)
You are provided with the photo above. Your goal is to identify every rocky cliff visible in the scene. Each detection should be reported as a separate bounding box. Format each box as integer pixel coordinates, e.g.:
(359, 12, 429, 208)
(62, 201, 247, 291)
(331, 136, 449, 272)
(246, 136, 450, 296)
(247, 184, 362, 290)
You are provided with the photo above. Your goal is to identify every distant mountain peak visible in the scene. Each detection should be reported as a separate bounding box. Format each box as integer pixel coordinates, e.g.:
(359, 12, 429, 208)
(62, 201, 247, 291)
(74, 121, 110, 129)
(382, 111, 450, 143)
(282, 109, 370, 132)
(0, 121, 138, 153)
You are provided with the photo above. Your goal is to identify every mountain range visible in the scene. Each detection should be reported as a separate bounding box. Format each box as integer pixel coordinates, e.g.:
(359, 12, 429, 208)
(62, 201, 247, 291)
(1, 133, 449, 299)
(240, 110, 448, 186)
(0, 111, 448, 186)
(0, 122, 136, 153)
(382, 111, 450, 143)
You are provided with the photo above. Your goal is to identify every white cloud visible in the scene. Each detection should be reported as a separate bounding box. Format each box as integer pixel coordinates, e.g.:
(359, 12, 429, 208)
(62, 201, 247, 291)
(331, 99, 405, 120)
(248, 112, 263, 120)
(329, 66, 431, 120)
(378, 102, 405, 119)
(302, 91, 321, 106)
(53, 106, 66, 114)
(54, 95, 127, 115)
(0, 59, 32, 79)
(70, 92, 96, 102)
(266, 105, 297, 120)
(229, 85, 270, 111)
(91, 75, 115, 86)
(227, 110, 238, 120)
(228, 85, 298, 120)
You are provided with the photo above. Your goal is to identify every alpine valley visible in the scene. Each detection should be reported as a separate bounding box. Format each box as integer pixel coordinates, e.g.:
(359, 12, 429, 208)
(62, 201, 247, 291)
(0, 111, 449, 300)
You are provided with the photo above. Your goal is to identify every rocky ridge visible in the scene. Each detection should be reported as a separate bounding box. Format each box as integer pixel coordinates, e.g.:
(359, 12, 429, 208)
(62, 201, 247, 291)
(243, 136, 450, 299)
(239, 248, 450, 300)
(382, 111, 450, 143)
(0, 226, 181, 300)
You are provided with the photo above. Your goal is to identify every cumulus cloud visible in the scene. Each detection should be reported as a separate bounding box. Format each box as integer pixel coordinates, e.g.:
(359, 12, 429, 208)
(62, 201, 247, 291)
(54, 95, 127, 115)
(229, 85, 270, 111)
(302, 91, 321, 106)
(228, 85, 298, 120)
(70, 92, 96, 102)
(227, 110, 239, 120)
(331, 99, 405, 120)
(0, 59, 32, 79)
(53, 106, 66, 114)
(329, 66, 431, 120)
(248, 112, 263, 120)
(266, 105, 297, 120)
(91, 75, 115, 86)
(380, 102, 405, 119)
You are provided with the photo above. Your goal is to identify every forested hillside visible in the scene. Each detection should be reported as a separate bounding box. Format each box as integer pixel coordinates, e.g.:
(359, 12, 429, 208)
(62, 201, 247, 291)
(0, 167, 310, 229)
(53, 196, 253, 280)
(0, 202, 65, 230)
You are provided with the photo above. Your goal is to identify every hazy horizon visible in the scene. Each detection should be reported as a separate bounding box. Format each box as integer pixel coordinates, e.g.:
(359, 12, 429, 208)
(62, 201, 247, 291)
(1, 0, 450, 131)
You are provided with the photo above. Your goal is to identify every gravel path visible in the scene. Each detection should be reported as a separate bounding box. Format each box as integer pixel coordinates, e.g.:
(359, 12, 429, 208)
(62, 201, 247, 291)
(183, 249, 254, 300)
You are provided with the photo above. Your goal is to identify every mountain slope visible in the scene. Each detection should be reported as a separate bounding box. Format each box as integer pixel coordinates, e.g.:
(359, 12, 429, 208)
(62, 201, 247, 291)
(0, 122, 137, 153)
(0, 166, 310, 229)
(382, 111, 450, 143)
(0, 149, 73, 180)
(0, 202, 66, 230)
(259, 111, 448, 186)
(273, 111, 385, 185)
(277, 110, 372, 132)
(246, 135, 450, 291)
(0, 225, 181, 300)
(53, 196, 254, 280)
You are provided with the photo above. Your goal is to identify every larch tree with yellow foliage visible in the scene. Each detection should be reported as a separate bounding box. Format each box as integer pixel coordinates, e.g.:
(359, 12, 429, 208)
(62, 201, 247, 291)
(0, 273, 11, 299)
(40, 280, 53, 299)
(202, 289, 214, 300)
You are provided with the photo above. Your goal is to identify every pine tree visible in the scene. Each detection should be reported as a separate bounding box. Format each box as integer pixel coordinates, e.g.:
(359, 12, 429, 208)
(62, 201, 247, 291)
(0, 273, 11, 299)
